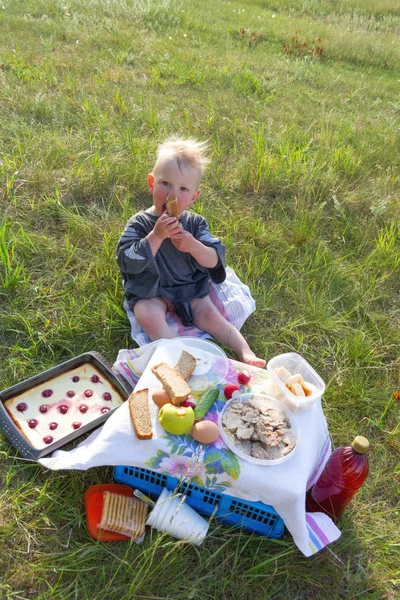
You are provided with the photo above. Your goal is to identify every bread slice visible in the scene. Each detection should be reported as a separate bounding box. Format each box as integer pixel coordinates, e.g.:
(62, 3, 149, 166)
(173, 350, 197, 381)
(152, 362, 191, 405)
(166, 195, 179, 217)
(128, 388, 152, 440)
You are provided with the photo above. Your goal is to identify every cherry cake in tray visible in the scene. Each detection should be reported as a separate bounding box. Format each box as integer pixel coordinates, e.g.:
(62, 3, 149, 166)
(4, 363, 125, 449)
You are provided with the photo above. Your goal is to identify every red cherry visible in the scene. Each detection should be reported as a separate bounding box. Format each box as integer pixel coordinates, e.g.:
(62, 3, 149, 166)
(66, 390, 75, 398)
(72, 376, 80, 382)
(101, 407, 110, 414)
(91, 374, 100, 383)
(17, 403, 28, 412)
(79, 404, 88, 413)
(49, 422, 58, 430)
(238, 370, 251, 385)
(59, 404, 68, 414)
(41, 389, 53, 398)
(72, 422, 82, 429)
(103, 392, 112, 401)
(224, 383, 241, 399)
(84, 390, 93, 398)
(39, 404, 49, 413)
(28, 419, 38, 428)
(43, 436, 54, 444)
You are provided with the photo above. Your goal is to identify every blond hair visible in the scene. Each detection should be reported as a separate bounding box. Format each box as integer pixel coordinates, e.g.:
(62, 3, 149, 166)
(152, 137, 209, 184)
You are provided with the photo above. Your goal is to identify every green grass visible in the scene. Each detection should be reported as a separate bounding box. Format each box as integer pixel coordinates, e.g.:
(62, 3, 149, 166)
(1, 0, 399, 598)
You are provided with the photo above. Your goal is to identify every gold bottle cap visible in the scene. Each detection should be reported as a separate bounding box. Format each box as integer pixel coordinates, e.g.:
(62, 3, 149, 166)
(351, 436, 370, 454)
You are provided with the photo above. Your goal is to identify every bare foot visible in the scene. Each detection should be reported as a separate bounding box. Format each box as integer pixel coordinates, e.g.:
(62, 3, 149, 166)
(240, 351, 266, 368)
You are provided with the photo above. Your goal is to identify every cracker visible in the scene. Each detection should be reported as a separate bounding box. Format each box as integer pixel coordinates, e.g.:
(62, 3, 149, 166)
(99, 492, 148, 538)
(100, 491, 111, 529)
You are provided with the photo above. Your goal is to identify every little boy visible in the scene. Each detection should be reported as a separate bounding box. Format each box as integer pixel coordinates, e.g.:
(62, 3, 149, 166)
(116, 137, 266, 367)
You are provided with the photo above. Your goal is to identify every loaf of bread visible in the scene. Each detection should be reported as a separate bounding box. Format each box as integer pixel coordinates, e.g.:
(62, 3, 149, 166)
(152, 362, 191, 405)
(166, 195, 179, 217)
(173, 350, 197, 381)
(99, 491, 147, 538)
(128, 389, 152, 440)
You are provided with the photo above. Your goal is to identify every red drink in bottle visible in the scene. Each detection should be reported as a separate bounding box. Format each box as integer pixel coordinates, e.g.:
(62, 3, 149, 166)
(306, 436, 369, 523)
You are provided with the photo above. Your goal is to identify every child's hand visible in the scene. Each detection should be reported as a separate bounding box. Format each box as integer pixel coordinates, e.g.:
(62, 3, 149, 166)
(153, 213, 182, 241)
(170, 230, 196, 253)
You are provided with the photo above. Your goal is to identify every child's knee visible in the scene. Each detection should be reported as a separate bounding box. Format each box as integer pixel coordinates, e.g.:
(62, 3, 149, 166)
(192, 298, 226, 331)
(134, 299, 166, 331)
(190, 297, 210, 322)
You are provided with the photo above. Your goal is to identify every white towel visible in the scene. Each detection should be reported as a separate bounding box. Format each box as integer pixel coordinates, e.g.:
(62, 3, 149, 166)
(39, 340, 341, 557)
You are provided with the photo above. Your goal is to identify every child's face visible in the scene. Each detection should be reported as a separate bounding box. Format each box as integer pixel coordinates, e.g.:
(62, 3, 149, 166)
(148, 159, 201, 217)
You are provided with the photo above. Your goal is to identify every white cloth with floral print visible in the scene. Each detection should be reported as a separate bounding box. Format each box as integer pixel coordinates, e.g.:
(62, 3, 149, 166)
(39, 339, 341, 556)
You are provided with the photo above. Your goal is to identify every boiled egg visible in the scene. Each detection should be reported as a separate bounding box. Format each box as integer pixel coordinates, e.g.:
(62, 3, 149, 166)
(152, 389, 172, 408)
(191, 421, 219, 445)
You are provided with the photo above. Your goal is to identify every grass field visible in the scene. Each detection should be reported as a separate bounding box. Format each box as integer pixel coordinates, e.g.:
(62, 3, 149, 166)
(1, 0, 399, 598)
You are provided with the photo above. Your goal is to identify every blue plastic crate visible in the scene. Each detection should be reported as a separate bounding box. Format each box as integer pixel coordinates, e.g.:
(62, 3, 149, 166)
(113, 465, 284, 539)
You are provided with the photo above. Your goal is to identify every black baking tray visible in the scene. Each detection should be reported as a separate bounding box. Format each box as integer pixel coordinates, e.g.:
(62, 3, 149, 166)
(0, 352, 133, 460)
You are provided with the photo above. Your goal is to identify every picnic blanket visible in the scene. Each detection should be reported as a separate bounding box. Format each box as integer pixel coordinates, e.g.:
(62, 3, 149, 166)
(124, 266, 256, 346)
(39, 341, 341, 557)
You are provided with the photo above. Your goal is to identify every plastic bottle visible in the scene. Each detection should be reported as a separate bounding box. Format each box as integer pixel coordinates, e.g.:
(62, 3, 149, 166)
(306, 436, 370, 523)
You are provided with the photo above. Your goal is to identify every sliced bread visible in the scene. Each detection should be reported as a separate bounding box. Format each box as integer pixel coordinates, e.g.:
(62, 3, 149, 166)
(128, 388, 152, 440)
(151, 362, 191, 405)
(173, 350, 197, 381)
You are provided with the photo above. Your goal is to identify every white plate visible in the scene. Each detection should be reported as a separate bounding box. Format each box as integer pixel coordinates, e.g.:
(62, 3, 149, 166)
(218, 393, 298, 466)
(152, 338, 229, 391)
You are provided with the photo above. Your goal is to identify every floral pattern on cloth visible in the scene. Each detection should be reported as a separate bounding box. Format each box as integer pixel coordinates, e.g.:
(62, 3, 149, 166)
(145, 398, 240, 490)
